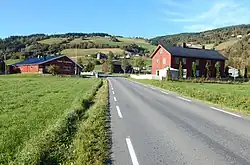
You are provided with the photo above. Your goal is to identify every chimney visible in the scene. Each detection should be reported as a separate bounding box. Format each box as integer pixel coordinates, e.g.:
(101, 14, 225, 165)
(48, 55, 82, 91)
(183, 42, 187, 48)
(202, 45, 205, 49)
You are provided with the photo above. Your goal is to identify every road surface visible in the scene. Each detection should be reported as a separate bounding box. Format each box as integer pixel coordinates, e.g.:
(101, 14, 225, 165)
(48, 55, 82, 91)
(108, 77, 250, 165)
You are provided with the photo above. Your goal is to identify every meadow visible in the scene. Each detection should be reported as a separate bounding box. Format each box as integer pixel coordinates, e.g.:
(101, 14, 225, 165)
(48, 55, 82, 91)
(61, 48, 124, 58)
(38, 37, 68, 45)
(134, 79, 250, 115)
(0, 75, 104, 164)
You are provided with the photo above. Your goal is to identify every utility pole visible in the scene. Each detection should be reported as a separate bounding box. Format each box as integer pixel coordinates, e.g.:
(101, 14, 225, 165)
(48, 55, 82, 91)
(75, 47, 78, 75)
(4, 54, 7, 74)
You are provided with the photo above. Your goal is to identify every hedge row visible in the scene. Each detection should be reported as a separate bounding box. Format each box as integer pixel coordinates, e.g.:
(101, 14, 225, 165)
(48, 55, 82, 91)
(11, 79, 103, 164)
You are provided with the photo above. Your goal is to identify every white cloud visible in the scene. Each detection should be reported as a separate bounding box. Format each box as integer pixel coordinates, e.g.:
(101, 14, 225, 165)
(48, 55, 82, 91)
(161, 0, 250, 32)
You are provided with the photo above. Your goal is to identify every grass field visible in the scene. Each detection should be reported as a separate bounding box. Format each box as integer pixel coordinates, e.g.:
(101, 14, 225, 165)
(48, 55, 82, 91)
(0, 75, 102, 163)
(70, 36, 157, 52)
(38, 37, 68, 45)
(62, 48, 124, 58)
(133, 79, 250, 115)
(215, 38, 240, 51)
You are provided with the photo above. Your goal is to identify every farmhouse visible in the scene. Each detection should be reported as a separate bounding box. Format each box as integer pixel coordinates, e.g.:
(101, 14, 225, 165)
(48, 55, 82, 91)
(151, 43, 228, 78)
(11, 55, 82, 75)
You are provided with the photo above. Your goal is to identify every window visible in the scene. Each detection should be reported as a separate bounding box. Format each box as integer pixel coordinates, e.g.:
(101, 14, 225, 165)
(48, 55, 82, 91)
(63, 66, 71, 71)
(163, 57, 166, 65)
(182, 58, 186, 65)
(156, 57, 159, 64)
(196, 70, 200, 77)
(195, 59, 199, 66)
(159, 49, 163, 54)
(175, 57, 179, 64)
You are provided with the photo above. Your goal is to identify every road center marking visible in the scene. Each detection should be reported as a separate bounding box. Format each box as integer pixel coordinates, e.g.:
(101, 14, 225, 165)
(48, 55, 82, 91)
(114, 97, 117, 102)
(126, 137, 139, 165)
(210, 107, 241, 118)
(177, 96, 191, 102)
(116, 106, 123, 118)
(112, 91, 115, 95)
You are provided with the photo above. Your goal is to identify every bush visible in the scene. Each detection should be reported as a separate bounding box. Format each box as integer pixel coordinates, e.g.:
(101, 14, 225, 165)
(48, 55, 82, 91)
(48, 65, 59, 75)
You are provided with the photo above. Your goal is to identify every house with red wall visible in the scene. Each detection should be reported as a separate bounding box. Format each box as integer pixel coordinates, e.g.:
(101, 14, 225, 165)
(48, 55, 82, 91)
(12, 55, 82, 75)
(151, 44, 228, 78)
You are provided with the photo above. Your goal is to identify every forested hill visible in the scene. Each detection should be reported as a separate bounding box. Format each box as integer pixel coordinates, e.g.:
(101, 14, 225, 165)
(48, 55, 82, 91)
(150, 24, 250, 46)
(0, 33, 154, 61)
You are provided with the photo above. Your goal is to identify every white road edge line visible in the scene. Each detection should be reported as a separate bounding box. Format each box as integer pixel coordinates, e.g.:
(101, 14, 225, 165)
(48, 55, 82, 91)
(210, 107, 241, 118)
(114, 97, 117, 102)
(116, 106, 123, 118)
(112, 91, 115, 95)
(161, 91, 168, 95)
(126, 137, 139, 165)
(177, 96, 191, 102)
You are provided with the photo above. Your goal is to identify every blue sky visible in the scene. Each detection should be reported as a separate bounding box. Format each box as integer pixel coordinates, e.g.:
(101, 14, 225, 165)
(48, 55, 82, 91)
(1, 0, 250, 39)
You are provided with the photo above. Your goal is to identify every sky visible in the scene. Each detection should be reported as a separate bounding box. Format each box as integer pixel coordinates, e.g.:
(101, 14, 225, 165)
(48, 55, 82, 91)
(1, 0, 250, 39)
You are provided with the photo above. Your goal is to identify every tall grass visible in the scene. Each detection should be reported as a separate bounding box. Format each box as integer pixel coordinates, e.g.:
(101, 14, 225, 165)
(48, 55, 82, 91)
(65, 80, 110, 165)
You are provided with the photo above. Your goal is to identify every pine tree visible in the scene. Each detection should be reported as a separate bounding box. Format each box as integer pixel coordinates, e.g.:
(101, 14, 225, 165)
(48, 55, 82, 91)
(167, 67, 171, 80)
(215, 62, 220, 80)
(192, 62, 196, 78)
(206, 62, 210, 79)
(179, 61, 183, 80)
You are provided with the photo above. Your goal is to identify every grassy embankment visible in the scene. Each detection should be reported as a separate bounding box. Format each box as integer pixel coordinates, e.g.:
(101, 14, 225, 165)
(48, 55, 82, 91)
(132, 79, 250, 115)
(0, 74, 110, 164)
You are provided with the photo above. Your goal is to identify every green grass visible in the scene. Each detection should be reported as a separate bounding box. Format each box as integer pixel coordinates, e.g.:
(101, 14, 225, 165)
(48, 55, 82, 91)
(0, 75, 102, 163)
(65, 80, 109, 165)
(38, 37, 68, 45)
(94, 65, 103, 72)
(70, 36, 157, 52)
(61, 48, 124, 58)
(133, 79, 250, 115)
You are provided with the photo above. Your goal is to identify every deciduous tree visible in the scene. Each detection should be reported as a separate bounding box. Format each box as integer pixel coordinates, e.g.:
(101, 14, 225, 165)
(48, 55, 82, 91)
(192, 62, 196, 78)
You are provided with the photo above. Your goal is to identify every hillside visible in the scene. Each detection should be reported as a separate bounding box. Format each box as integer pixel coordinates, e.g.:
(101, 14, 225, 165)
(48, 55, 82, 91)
(150, 24, 250, 47)
(222, 35, 250, 69)
(0, 33, 155, 63)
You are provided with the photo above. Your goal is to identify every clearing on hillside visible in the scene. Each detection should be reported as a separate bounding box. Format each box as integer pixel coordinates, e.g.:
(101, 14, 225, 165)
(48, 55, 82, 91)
(215, 38, 240, 51)
(0, 75, 100, 163)
(69, 36, 156, 52)
(38, 37, 68, 45)
(61, 48, 124, 58)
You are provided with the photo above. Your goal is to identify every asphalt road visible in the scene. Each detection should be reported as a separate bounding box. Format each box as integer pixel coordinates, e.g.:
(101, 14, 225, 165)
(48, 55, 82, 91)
(108, 77, 250, 165)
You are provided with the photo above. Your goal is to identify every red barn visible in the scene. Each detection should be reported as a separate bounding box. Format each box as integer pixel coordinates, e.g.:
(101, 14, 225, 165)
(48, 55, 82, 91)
(151, 44, 228, 78)
(12, 55, 82, 75)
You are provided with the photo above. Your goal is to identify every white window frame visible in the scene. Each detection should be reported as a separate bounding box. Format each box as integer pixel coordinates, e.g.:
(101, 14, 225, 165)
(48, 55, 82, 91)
(163, 57, 166, 65)
(175, 57, 179, 64)
(182, 58, 186, 65)
(196, 70, 200, 77)
(195, 59, 199, 66)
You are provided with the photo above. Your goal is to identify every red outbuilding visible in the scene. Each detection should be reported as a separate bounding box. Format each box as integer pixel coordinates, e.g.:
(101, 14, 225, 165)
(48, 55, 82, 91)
(12, 55, 82, 75)
(151, 43, 228, 78)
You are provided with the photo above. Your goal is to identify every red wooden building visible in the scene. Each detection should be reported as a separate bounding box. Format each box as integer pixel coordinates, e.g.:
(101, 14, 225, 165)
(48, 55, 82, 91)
(12, 55, 82, 75)
(151, 44, 228, 78)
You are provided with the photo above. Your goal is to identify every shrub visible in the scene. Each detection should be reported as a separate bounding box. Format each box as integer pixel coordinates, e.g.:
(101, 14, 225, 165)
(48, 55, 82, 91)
(48, 65, 59, 75)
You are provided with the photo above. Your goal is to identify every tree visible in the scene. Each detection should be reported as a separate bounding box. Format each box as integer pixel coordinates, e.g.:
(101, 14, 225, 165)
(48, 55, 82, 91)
(134, 57, 146, 73)
(244, 67, 248, 78)
(48, 65, 59, 75)
(121, 58, 130, 74)
(83, 61, 95, 72)
(179, 61, 183, 80)
(215, 61, 220, 79)
(107, 51, 114, 60)
(106, 51, 115, 73)
(192, 62, 196, 78)
(167, 67, 172, 80)
(205, 62, 210, 79)
(77, 57, 83, 65)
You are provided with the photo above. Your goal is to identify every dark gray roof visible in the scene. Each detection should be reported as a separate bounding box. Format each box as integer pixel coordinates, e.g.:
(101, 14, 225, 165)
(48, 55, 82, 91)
(162, 45, 228, 60)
